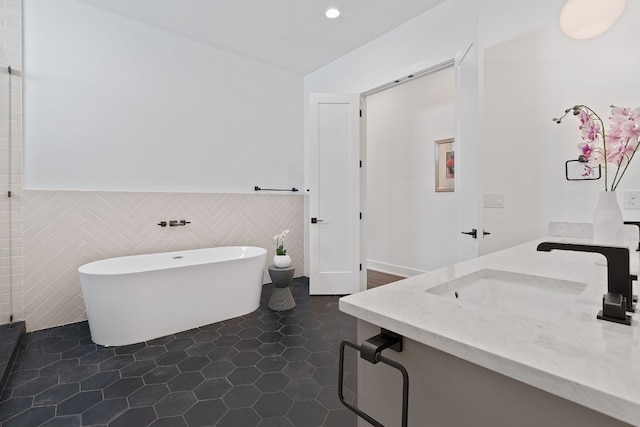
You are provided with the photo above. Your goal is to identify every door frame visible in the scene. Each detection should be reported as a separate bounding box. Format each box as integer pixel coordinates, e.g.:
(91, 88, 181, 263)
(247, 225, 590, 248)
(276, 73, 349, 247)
(307, 41, 482, 293)
(357, 49, 481, 289)
(359, 96, 367, 292)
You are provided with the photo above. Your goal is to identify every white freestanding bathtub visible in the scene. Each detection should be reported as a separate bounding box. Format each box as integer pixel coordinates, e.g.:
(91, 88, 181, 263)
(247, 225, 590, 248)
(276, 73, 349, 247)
(78, 246, 267, 346)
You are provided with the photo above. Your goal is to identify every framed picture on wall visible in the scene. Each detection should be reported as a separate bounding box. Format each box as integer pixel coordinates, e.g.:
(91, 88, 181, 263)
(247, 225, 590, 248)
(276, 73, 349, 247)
(435, 138, 454, 192)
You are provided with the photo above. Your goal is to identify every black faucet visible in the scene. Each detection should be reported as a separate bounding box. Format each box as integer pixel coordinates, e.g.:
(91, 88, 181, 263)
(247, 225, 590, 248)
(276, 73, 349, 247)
(536, 242, 635, 313)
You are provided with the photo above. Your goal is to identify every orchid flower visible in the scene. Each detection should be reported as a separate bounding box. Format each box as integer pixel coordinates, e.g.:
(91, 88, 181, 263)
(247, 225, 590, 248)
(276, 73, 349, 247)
(578, 109, 601, 142)
(554, 104, 640, 191)
(578, 141, 595, 161)
(274, 230, 290, 255)
(606, 143, 634, 165)
(581, 164, 593, 178)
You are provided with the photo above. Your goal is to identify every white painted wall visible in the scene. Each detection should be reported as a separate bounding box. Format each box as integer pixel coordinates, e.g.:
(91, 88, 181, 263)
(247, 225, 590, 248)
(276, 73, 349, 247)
(366, 67, 456, 275)
(23, 0, 303, 192)
(306, 0, 640, 257)
(481, 0, 640, 254)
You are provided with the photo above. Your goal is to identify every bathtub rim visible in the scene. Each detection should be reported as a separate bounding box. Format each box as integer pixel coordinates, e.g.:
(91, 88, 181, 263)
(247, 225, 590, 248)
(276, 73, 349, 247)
(78, 246, 267, 276)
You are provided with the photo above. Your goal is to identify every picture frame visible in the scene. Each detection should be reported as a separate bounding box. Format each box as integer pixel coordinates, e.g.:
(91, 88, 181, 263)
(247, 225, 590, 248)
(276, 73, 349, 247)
(435, 138, 455, 192)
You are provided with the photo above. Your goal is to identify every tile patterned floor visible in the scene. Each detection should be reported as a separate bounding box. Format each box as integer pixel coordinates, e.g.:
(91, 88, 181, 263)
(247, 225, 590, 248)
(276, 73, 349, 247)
(0, 279, 358, 426)
(0, 322, 25, 394)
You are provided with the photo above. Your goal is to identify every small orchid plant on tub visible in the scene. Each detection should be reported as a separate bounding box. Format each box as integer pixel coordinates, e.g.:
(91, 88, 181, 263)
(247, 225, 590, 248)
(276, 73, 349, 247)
(274, 230, 289, 256)
(553, 105, 640, 190)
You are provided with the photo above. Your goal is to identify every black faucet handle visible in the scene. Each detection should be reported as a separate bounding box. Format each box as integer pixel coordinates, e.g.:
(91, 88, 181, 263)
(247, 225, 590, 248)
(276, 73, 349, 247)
(597, 292, 631, 325)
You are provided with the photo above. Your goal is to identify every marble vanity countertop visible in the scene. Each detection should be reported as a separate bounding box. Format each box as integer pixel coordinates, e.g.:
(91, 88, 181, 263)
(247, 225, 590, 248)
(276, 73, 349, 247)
(339, 237, 640, 426)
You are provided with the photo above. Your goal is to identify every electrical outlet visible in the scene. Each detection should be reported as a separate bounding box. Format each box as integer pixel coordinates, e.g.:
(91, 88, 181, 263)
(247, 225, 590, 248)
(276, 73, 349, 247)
(624, 191, 640, 209)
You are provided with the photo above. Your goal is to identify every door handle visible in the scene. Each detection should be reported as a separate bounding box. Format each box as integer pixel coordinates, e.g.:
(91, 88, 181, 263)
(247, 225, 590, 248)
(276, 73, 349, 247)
(482, 230, 491, 237)
(461, 229, 477, 239)
(311, 218, 325, 224)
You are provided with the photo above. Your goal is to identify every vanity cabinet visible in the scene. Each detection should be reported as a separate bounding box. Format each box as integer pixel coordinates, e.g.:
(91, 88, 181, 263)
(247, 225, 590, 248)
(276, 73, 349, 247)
(340, 238, 640, 426)
(355, 321, 630, 427)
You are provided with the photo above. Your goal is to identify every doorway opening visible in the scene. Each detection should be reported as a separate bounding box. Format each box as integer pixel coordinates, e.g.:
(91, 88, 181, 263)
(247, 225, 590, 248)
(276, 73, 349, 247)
(361, 63, 457, 290)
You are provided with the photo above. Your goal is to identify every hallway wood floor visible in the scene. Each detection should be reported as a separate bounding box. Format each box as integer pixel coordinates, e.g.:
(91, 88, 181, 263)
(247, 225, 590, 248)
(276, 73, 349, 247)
(366, 270, 404, 289)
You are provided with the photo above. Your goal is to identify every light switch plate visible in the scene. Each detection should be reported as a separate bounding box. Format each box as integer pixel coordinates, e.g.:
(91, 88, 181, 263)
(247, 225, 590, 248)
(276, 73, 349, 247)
(483, 193, 504, 208)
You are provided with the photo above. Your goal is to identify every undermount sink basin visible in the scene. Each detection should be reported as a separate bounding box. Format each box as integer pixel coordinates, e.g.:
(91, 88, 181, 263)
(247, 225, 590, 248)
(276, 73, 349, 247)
(425, 269, 587, 322)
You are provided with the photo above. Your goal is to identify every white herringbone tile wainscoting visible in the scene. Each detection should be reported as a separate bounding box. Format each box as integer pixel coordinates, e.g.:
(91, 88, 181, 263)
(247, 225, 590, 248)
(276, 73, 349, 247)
(22, 190, 305, 332)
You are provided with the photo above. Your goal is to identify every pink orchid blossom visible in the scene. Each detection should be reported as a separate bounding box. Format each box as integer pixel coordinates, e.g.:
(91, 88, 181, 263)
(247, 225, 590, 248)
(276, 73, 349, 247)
(578, 110, 600, 142)
(555, 104, 640, 191)
(609, 106, 630, 124)
(606, 143, 633, 166)
(581, 164, 593, 178)
(609, 105, 640, 139)
(605, 126, 623, 144)
(578, 142, 595, 161)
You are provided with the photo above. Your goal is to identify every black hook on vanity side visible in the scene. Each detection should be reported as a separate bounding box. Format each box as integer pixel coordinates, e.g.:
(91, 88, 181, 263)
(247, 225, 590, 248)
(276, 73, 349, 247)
(624, 221, 640, 251)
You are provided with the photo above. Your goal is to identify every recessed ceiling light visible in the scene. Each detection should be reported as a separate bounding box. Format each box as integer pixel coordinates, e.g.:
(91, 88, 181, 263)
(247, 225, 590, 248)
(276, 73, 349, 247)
(325, 8, 340, 19)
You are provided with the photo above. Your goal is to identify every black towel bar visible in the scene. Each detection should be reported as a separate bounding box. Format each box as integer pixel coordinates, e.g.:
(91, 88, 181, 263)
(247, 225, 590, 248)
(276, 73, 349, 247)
(254, 186, 299, 192)
(339, 330, 409, 427)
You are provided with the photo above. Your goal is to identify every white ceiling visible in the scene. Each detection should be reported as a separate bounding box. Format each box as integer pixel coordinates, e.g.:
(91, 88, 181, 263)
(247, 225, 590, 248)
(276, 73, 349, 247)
(78, 0, 447, 76)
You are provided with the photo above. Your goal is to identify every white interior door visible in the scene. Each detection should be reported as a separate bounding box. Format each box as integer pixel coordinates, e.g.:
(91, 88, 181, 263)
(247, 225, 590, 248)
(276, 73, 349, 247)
(455, 30, 484, 261)
(309, 93, 361, 295)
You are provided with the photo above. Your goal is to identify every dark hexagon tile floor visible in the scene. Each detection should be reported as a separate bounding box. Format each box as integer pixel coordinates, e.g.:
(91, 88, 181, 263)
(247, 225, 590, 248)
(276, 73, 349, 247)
(0, 278, 358, 426)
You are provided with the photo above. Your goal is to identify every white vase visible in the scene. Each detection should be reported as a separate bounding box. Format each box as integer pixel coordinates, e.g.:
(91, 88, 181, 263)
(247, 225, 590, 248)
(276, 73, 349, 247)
(593, 191, 624, 246)
(273, 254, 291, 268)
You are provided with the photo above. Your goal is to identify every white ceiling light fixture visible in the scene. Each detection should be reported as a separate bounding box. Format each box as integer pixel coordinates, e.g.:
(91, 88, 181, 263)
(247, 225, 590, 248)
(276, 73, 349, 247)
(325, 7, 340, 19)
(560, 0, 626, 40)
